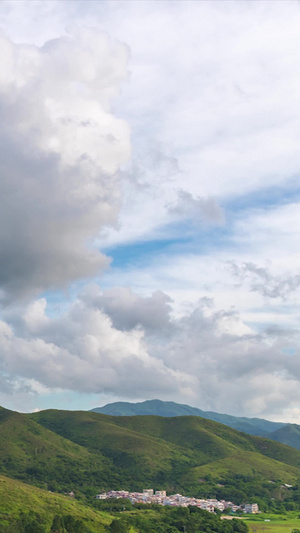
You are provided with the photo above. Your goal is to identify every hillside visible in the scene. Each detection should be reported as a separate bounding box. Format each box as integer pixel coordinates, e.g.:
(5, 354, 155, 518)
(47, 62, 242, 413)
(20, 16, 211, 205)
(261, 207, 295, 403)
(0, 474, 250, 533)
(30, 409, 300, 505)
(267, 424, 300, 450)
(0, 474, 111, 532)
(0, 406, 121, 493)
(31, 409, 199, 488)
(1, 405, 300, 508)
(91, 399, 286, 436)
(92, 399, 300, 450)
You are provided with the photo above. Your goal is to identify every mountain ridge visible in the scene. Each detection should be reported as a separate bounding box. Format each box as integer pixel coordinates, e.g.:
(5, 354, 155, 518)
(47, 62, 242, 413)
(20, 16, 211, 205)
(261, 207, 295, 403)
(90, 399, 286, 436)
(91, 399, 300, 450)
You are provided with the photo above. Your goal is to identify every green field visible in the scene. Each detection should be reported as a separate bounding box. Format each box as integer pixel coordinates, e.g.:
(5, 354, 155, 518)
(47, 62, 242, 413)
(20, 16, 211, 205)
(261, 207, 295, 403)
(247, 513, 300, 533)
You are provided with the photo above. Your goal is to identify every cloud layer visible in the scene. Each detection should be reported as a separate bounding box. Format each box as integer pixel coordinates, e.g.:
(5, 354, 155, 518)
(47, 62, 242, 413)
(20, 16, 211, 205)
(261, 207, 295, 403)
(1, 287, 299, 420)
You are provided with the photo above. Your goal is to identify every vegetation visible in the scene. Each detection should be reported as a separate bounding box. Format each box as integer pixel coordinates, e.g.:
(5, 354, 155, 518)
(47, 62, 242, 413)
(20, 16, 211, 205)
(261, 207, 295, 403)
(1, 406, 300, 512)
(91, 400, 286, 437)
(0, 474, 111, 532)
(93, 399, 300, 449)
(30, 408, 300, 501)
(0, 407, 121, 494)
(246, 511, 300, 533)
(123, 505, 249, 533)
(0, 474, 252, 533)
(267, 424, 300, 451)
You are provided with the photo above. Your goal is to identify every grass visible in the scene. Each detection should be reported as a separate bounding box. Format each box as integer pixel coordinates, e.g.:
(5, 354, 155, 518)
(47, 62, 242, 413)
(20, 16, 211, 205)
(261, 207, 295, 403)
(30, 410, 300, 486)
(0, 474, 112, 532)
(247, 512, 300, 533)
(188, 451, 300, 483)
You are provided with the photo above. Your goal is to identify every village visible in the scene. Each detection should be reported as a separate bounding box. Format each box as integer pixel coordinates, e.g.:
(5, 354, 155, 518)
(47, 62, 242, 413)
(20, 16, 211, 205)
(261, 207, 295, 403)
(96, 489, 259, 514)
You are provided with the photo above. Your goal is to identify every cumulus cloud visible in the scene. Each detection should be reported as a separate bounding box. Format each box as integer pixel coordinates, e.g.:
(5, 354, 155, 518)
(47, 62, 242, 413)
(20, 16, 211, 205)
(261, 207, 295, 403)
(0, 287, 299, 420)
(0, 293, 194, 400)
(82, 286, 173, 332)
(0, 28, 130, 301)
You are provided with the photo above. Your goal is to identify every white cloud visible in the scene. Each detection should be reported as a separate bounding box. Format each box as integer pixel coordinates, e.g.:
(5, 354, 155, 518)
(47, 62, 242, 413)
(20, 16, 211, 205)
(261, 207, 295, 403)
(0, 27, 130, 301)
(76, 0, 300, 255)
(169, 190, 225, 226)
(0, 293, 194, 402)
(82, 285, 174, 332)
(0, 289, 299, 421)
(228, 261, 300, 300)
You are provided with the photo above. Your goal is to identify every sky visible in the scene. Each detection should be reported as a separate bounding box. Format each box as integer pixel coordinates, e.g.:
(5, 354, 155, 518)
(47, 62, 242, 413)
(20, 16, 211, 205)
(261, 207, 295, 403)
(0, 0, 300, 421)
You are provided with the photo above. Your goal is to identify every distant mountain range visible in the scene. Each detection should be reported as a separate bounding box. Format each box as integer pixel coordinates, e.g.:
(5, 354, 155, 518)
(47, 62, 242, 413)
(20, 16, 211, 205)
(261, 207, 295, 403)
(91, 399, 300, 450)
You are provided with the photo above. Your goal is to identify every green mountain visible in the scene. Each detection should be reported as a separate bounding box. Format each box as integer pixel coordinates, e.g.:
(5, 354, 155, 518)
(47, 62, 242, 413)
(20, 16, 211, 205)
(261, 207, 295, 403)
(91, 399, 285, 436)
(2, 405, 300, 509)
(92, 399, 300, 451)
(30, 408, 300, 506)
(267, 424, 300, 450)
(0, 406, 122, 493)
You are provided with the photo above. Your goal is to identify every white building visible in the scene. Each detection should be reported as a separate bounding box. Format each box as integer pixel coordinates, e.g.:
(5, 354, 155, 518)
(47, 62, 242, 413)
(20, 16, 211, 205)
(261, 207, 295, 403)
(243, 503, 259, 514)
(143, 489, 154, 497)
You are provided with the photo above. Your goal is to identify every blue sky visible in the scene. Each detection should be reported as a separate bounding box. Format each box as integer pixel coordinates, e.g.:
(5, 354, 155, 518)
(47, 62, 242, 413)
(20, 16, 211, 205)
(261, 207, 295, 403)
(0, 0, 300, 421)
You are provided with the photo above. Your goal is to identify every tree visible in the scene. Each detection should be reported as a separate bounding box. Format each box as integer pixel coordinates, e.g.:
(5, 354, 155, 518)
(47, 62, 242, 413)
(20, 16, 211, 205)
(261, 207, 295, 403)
(51, 515, 66, 533)
(108, 519, 130, 533)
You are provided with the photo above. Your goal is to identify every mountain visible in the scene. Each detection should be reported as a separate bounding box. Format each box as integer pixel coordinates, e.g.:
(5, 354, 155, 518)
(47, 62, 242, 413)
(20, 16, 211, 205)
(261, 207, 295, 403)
(2, 405, 300, 508)
(267, 423, 300, 450)
(0, 406, 122, 492)
(91, 400, 300, 451)
(91, 399, 286, 436)
(30, 408, 300, 506)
